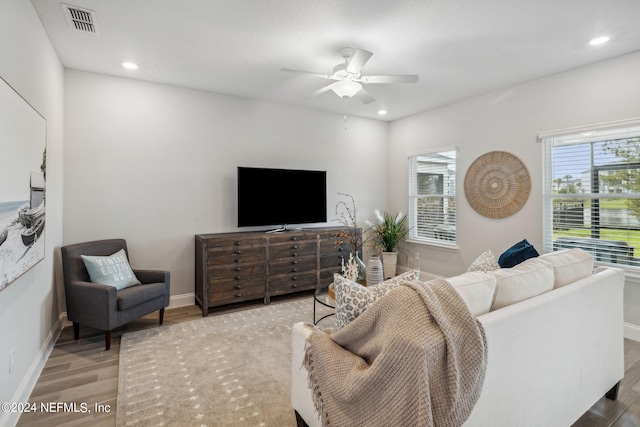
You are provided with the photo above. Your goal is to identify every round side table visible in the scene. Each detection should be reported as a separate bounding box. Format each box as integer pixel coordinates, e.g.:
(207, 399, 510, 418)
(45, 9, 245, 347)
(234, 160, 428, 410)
(313, 287, 335, 325)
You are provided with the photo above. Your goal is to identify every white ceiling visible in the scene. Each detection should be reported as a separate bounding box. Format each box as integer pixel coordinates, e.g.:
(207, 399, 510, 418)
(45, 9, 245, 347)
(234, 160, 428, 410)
(31, 0, 640, 121)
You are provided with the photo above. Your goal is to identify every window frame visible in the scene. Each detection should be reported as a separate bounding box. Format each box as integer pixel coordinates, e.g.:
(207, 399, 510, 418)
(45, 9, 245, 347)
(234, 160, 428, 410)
(407, 147, 458, 248)
(540, 118, 640, 274)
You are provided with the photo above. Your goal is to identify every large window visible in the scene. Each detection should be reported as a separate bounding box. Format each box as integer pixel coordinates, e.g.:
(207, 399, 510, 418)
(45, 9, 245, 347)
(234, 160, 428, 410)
(540, 120, 640, 271)
(408, 149, 457, 245)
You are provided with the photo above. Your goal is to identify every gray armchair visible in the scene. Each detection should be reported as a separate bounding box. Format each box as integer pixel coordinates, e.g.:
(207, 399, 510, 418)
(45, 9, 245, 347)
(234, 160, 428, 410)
(61, 239, 170, 350)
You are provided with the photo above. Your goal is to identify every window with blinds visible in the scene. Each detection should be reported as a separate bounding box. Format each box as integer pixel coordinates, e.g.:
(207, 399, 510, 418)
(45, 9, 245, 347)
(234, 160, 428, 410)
(408, 149, 457, 245)
(540, 119, 640, 270)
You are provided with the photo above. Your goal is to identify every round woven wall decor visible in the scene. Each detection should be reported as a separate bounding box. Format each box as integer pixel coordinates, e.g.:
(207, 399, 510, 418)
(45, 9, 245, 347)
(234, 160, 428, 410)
(464, 151, 531, 219)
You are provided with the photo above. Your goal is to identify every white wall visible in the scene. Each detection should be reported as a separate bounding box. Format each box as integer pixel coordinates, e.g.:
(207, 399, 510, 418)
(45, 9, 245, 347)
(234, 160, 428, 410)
(0, 1, 64, 424)
(63, 70, 389, 299)
(389, 50, 640, 323)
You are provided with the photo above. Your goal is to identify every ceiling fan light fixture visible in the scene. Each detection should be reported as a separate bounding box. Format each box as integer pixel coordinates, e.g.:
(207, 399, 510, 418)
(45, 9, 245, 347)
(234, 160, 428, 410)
(330, 80, 362, 98)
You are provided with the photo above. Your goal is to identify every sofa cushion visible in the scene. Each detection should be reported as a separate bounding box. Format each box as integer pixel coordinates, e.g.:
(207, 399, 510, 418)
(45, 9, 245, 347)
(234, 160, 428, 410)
(447, 272, 497, 316)
(467, 249, 501, 273)
(498, 239, 539, 268)
(117, 281, 166, 311)
(539, 248, 594, 288)
(81, 249, 141, 290)
(489, 257, 554, 311)
(333, 268, 420, 330)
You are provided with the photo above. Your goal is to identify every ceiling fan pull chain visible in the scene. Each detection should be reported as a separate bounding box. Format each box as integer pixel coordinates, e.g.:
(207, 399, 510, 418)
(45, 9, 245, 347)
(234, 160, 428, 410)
(343, 98, 348, 130)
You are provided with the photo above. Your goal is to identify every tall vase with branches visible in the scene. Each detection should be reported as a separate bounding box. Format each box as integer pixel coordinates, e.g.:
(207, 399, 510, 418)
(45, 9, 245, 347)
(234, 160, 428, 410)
(334, 193, 366, 280)
(367, 210, 409, 278)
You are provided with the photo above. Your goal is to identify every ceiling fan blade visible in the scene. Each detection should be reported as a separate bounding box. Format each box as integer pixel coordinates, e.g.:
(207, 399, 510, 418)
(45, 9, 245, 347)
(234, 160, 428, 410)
(365, 75, 419, 84)
(306, 85, 333, 98)
(346, 49, 373, 73)
(355, 88, 375, 104)
(280, 68, 330, 79)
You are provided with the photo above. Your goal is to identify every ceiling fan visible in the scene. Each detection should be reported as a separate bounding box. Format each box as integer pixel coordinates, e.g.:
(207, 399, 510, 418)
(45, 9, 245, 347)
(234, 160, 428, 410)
(281, 47, 419, 104)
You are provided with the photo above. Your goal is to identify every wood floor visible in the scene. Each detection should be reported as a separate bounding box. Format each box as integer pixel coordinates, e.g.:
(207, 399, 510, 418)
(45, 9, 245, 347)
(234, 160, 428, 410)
(15, 294, 640, 427)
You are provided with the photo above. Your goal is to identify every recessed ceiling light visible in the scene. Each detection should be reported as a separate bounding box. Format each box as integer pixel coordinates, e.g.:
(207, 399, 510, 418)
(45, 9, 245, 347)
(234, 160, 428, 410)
(122, 62, 138, 70)
(589, 36, 610, 46)
(378, 110, 388, 115)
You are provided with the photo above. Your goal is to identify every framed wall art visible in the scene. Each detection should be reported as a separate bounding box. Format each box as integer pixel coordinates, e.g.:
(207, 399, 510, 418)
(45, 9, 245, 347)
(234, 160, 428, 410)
(0, 76, 47, 291)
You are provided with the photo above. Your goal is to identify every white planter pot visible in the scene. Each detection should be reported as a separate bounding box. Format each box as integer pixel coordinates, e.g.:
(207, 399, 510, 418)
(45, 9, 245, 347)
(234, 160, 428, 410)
(382, 251, 398, 279)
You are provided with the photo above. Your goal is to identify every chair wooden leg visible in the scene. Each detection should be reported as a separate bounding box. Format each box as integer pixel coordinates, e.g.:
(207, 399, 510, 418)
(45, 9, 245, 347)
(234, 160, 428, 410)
(73, 322, 80, 340)
(105, 330, 112, 351)
(159, 308, 165, 325)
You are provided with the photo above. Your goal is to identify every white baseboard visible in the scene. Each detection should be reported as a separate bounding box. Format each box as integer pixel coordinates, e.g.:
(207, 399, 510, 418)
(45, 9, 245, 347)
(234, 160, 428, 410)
(624, 323, 640, 342)
(169, 292, 194, 308)
(1, 313, 64, 427)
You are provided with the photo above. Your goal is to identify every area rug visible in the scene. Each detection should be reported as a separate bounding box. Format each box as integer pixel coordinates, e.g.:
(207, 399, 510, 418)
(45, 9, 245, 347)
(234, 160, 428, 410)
(116, 298, 332, 427)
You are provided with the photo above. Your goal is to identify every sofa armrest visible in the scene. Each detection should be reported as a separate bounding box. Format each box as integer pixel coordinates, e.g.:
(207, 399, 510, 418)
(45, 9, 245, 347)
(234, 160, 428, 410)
(291, 322, 321, 427)
(65, 280, 117, 328)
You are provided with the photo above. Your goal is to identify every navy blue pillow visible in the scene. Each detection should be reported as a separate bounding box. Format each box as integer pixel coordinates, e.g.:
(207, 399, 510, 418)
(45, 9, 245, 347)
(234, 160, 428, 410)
(498, 239, 539, 268)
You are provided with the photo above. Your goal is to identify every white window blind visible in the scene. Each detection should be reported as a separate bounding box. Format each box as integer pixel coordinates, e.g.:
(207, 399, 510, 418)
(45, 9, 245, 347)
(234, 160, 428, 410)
(408, 149, 457, 245)
(540, 119, 640, 270)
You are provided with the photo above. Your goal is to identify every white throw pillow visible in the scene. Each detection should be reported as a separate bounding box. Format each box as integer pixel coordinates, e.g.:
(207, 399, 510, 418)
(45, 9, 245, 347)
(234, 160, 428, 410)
(447, 271, 497, 316)
(467, 249, 501, 273)
(81, 249, 141, 290)
(333, 268, 420, 330)
(488, 258, 554, 311)
(539, 248, 593, 288)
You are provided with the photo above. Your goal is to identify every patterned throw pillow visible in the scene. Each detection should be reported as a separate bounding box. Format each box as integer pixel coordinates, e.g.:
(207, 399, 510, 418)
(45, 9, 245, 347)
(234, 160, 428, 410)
(467, 250, 501, 273)
(81, 249, 141, 290)
(333, 268, 420, 330)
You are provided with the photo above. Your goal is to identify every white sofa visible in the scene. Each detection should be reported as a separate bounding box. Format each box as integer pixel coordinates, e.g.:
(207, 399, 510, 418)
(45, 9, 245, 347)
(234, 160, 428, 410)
(291, 250, 625, 427)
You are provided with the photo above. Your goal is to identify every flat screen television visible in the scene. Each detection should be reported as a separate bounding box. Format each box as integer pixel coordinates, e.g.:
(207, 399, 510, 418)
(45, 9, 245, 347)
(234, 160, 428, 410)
(237, 167, 327, 230)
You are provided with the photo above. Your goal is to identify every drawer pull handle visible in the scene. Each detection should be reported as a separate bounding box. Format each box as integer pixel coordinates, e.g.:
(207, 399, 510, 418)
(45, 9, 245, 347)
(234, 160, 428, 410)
(291, 236, 298, 241)
(235, 259, 242, 263)
(234, 242, 242, 246)
(292, 252, 298, 257)
(235, 285, 242, 290)
(291, 260, 298, 265)
(235, 267, 242, 271)
(292, 276, 298, 281)
(291, 245, 298, 249)
(234, 250, 242, 254)
(292, 268, 298, 273)
(235, 276, 242, 280)
(235, 293, 242, 298)
(292, 284, 298, 288)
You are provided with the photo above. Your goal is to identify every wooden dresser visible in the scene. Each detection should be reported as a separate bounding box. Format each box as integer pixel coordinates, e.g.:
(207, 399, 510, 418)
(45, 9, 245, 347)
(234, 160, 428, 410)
(195, 227, 360, 316)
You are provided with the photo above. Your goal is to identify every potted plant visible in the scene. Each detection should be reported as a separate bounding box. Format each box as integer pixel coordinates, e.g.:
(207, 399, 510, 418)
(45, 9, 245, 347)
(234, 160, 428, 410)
(367, 210, 409, 278)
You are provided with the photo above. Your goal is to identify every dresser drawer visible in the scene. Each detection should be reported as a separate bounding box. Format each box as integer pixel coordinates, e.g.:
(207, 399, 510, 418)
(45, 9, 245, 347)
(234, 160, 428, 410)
(320, 253, 348, 269)
(208, 264, 266, 283)
(269, 271, 316, 292)
(269, 256, 316, 275)
(208, 280, 265, 302)
(270, 240, 317, 259)
(207, 246, 266, 266)
(268, 233, 317, 244)
(320, 266, 342, 284)
(204, 237, 266, 249)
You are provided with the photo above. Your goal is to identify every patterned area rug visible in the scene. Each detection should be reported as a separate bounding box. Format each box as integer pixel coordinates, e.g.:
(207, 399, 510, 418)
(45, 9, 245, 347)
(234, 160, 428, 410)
(117, 298, 332, 427)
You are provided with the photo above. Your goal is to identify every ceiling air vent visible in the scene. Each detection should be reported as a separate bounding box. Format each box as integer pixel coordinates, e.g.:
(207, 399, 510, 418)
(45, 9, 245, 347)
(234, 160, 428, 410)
(62, 4, 99, 34)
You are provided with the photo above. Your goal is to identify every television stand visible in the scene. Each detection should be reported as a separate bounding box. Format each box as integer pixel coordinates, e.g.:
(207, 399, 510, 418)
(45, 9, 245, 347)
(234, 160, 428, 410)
(194, 227, 361, 316)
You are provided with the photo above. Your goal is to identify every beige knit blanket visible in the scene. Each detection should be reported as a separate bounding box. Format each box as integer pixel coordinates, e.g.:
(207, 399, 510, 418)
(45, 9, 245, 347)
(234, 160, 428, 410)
(304, 279, 488, 427)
